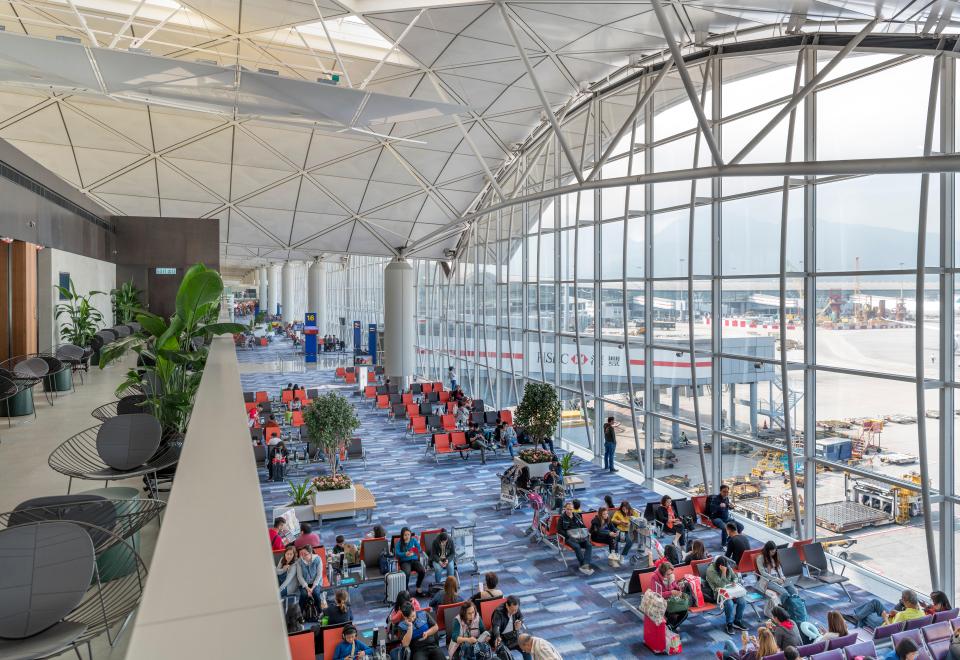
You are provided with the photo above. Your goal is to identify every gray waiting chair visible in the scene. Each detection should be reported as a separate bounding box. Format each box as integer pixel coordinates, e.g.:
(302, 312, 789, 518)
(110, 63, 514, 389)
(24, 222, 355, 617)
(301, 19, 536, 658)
(802, 542, 853, 601)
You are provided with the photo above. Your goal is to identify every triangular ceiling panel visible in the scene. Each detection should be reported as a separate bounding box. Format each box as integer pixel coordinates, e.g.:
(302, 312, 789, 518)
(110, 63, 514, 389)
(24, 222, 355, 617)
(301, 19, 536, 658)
(290, 211, 349, 244)
(60, 105, 146, 154)
(161, 199, 222, 218)
(66, 101, 155, 152)
(164, 127, 234, 164)
(231, 165, 294, 199)
(315, 148, 381, 181)
(157, 160, 222, 203)
(305, 134, 376, 169)
(299, 226, 351, 253)
(94, 160, 158, 197)
(73, 147, 145, 187)
(237, 177, 302, 211)
(348, 221, 389, 254)
(97, 192, 160, 216)
(232, 129, 298, 172)
(150, 111, 229, 152)
(6, 140, 81, 186)
(310, 173, 369, 212)
(359, 180, 421, 213)
(0, 90, 46, 123)
(297, 178, 341, 214)
(165, 156, 232, 200)
(235, 205, 293, 243)
(0, 103, 67, 144)
(227, 213, 272, 245)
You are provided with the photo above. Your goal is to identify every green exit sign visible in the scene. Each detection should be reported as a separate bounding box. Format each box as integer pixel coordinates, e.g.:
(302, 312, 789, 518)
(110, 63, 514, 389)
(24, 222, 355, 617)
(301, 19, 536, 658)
(155, 267, 176, 275)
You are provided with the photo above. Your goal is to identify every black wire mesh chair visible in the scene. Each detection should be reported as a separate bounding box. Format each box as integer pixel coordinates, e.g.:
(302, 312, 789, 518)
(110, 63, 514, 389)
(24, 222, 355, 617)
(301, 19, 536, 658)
(0, 357, 42, 422)
(0, 519, 148, 659)
(48, 424, 181, 497)
(0, 375, 17, 439)
(56, 344, 91, 386)
(90, 394, 148, 423)
(31, 353, 70, 402)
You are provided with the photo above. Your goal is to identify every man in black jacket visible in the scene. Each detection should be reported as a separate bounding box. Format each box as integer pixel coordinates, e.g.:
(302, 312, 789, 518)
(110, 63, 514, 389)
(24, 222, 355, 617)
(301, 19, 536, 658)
(558, 501, 594, 575)
(428, 531, 456, 583)
(491, 596, 532, 660)
(724, 522, 751, 566)
(708, 484, 743, 546)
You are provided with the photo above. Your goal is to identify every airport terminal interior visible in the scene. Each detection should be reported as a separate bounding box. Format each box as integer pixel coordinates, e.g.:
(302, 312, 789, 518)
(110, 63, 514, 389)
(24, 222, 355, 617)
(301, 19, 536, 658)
(3, 1, 960, 659)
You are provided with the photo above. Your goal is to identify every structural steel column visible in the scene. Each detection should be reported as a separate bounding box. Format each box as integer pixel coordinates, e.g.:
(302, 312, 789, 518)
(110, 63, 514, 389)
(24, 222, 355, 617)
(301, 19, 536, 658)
(267, 263, 281, 318)
(281, 261, 295, 324)
(384, 257, 415, 386)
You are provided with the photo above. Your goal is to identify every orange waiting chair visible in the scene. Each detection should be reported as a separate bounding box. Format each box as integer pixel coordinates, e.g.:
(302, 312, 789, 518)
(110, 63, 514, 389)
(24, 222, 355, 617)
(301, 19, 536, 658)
(421, 382, 433, 394)
(441, 414, 457, 432)
(281, 390, 294, 404)
(479, 597, 507, 629)
(405, 403, 420, 419)
(376, 394, 390, 411)
(500, 410, 513, 425)
(438, 390, 450, 403)
(294, 389, 307, 401)
(335, 366, 346, 379)
(291, 410, 304, 427)
(245, 401, 257, 412)
(409, 415, 428, 435)
(255, 391, 269, 403)
(368, 371, 376, 383)
(287, 630, 314, 660)
(363, 385, 377, 401)
(345, 372, 357, 384)
(433, 382, 443, 392)
(402, 393, 414, 405)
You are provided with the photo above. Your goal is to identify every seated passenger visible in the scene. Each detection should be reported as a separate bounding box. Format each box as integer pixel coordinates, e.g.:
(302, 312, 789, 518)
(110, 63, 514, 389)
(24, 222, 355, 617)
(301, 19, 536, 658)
(709, 484, 744, 545)
(397, 602, 444, 660)
(815, 611, 848, 643)
(611, 500, 639, 559)
(429, 575, 462, 611)
(395, 527, 427, 596)
(926, 590, 952, 615)
(846, 588, 925, 629)
(332, 623, 372, 660)
(705, 556, 747, 635)
(517, 633, 563, 660)
(472, 571, 504, 604)
(429, 531, 456, 583)
(683, 539, 710, 564)
(558, 501, 594, 575)
(448, 601, 501, 660)
(276, 543, 298, 599)
(724, 523, 751, 566)
(491, 596, 530, 660)
(756, 541, 799, 601)
(655, 495, 686, 547)
(294, 522, 321, 549)
(322, 588, 352, 626)
(589, 506, 620, 567)
(888, 638, 919, 660)
(296, 545, 324, 609)
(459, 423, 487, 464)
(388, 590, 422, 625)
(768, 606, 802, 649)
(719, 627, 778, 660)
(651, 561, 688, 632)
(269, 517, 288, 551)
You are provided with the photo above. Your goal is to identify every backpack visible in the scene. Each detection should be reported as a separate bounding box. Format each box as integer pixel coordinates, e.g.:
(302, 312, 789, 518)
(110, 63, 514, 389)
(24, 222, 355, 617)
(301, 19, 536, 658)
(302, 596, 320, 622)
(705, 494, 719, 517)
(782, 592, 808, 625)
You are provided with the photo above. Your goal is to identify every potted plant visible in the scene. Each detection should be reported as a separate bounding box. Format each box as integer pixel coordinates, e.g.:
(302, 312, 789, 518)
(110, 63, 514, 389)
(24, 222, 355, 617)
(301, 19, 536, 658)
(272, 477, 317, 522)
(55, 279, 104, 347)
(111, 280, 144, 325)
(516, 447, 554, 478)
(304, 391, 360, 507)
(558, 451, 590, 491)
(514, 382, 561, 476)
(311, 472, 355, 508)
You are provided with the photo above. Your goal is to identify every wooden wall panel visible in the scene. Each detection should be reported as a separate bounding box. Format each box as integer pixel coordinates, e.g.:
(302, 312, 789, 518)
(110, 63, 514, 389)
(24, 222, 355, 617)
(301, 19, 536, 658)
(0, 244, 8, 362)
(10, 241, 37, 357)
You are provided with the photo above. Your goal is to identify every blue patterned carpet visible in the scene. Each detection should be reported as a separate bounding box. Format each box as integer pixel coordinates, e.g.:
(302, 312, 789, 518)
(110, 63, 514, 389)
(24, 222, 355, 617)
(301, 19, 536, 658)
(241, 343, 883, 659)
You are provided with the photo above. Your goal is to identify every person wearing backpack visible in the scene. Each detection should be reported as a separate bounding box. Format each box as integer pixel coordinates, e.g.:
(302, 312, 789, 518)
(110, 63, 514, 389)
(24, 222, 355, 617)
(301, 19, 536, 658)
(768, 606, 802, 649)
(397, 602, 444, 660)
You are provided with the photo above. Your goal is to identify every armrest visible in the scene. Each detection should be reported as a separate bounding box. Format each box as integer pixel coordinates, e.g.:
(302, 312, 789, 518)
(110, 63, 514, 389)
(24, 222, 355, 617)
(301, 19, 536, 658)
(805, 563, 822, 576)
(613, 574, 627, 599)
(827, 556, 847, 576)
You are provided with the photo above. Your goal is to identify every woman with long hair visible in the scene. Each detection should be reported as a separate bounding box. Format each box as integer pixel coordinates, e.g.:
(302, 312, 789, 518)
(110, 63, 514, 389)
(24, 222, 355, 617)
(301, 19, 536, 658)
(756, 540, 799, 602)
(683, 539, 709, 564)
(323, 589, 352, 625)
(276, 543, 298, 599)
(430, 575, 462, 610)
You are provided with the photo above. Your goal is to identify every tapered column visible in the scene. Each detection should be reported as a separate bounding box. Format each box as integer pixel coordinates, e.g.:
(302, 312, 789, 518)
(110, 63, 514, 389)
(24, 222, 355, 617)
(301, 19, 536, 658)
(308, 259, 326, 330)
(383, 257, 415, 386)
(282, 261, 295, 323)
(258, 266, 268, 312)
(267, 263, 281, 317)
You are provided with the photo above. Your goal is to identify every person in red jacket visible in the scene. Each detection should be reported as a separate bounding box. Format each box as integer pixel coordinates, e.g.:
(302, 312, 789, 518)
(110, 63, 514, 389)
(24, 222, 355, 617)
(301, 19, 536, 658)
(269, 517, 288, 551)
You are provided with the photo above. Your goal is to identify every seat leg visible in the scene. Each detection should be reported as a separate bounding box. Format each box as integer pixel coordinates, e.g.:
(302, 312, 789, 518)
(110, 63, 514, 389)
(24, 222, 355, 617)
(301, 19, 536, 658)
(841, 583, 853, 602)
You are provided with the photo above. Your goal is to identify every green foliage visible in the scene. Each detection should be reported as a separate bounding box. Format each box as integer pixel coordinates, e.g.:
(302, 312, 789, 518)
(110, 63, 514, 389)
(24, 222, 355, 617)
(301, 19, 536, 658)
(55, 279, 104, 347)
(303, 391, 360, 477)
(102, 263, 245, 433)
(288, 477, 314, 505)
(559, 451, 576, 475)
(111, 280, 144, 325)
(515, 382, 561, 447)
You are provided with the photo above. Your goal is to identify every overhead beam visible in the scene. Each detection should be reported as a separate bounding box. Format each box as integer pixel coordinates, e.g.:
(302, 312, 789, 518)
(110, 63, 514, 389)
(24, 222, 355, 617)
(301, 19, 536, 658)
(498, 1, 584, 184)
(359, 8, 424, 90)
(649, 0, 723, 166)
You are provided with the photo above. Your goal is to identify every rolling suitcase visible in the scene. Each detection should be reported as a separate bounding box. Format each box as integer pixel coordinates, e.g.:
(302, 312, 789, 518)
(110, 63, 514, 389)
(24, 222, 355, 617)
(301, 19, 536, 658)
(385, 570, 406, 603)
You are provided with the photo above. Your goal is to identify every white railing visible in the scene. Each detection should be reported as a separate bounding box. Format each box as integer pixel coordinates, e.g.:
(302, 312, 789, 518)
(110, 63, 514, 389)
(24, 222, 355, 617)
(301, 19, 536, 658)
(125, 335, 290, 659)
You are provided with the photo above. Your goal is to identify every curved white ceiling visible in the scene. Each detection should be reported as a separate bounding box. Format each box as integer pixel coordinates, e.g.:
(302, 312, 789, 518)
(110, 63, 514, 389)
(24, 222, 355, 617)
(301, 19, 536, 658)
(0, 0, 935, 266)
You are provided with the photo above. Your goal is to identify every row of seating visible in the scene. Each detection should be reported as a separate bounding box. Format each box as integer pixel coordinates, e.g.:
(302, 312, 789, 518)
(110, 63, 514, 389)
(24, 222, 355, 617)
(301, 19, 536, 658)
(767, 636, 875, 660)
(243, 388, 320, 404)
(869, 608, 960, 646)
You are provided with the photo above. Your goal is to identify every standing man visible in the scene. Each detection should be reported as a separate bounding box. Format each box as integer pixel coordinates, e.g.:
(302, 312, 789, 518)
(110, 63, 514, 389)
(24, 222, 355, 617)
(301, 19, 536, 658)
(603, 417, 618, 473)
(448, 365, 457, 391)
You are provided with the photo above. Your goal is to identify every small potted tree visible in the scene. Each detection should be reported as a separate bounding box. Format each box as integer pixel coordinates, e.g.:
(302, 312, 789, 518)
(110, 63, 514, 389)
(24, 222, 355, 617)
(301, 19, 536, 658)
(514, 382, 561, 478)
(304, 391, 361, 507)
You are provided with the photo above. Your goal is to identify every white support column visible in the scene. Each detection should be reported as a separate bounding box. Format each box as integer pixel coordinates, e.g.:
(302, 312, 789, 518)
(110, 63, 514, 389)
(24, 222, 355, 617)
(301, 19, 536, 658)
(268, 263, 282, 318)
(258, 266, 268, 313)
(308, 259, 327, 333)
(282, 261, 295, 323)
(384, 257, 415, 387)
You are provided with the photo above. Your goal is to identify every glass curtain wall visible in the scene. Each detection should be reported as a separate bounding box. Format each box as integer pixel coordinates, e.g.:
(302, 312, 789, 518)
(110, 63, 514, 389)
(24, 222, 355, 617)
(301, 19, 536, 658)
(322, 256, 388, 346)
(342, 40, 960, 602)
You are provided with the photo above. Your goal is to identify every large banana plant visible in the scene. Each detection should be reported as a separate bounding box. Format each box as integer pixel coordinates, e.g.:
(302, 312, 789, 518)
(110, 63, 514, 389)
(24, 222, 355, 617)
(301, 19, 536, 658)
(111, 280, 144, 325)
(101, 264, 245, 433)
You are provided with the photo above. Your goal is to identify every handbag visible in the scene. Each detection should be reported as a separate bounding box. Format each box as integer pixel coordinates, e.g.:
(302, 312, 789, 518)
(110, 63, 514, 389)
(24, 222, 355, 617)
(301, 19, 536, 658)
(665, 629, 682, 655)
(566, 527, 588, 542)
(681, 574, 704, 608)
(666, 595, 689, 614)
(717, 584, 747, 602)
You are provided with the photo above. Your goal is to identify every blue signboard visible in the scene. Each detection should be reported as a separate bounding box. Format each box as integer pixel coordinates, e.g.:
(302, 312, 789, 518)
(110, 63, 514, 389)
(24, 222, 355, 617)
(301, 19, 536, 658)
(368, 323, 377, 364)
(353, 320, 361, 353)
(304, 312, 318, 363)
